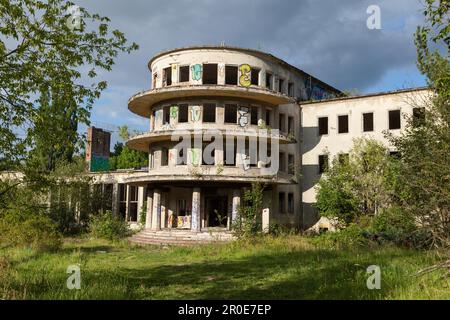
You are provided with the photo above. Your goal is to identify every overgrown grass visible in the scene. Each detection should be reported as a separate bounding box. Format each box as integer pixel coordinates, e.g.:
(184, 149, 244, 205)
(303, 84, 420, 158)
(0, 236, 448, 299)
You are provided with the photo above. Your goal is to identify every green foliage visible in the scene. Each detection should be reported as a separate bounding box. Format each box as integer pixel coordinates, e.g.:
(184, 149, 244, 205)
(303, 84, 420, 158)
(89, 211, 130, 240)
(0, 211, 62, 252)
(109, 126, 148, 170)
(311, 224, 368, 249)
(139, 201, 147, 226)
(233, 182, 264, 237)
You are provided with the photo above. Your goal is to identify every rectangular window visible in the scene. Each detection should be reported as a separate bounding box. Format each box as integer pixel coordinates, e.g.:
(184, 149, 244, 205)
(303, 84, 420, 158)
(278, 78, 284, 93)
(163, 67, 172, 86)
(266, 72, 273, 90)
(161, 148, 169, 166)
(203, 103, 216, 123)
(202, 142, 215, 165)
(224, 104, 237, 124)
(338, 115, 349, 134)
(279, 193, 286, 214)
(288, 82, 294, 97)
(265, 109, 272, 126)
(149, 151, 155, 169)
(279, 113, 286, 132)
(250, 106, 258, 125)
(178, 104, 188, 123)
(389, 151, 400, 158)
(224, 138, 236, 166)
(279, 152, 286, 172)
(288, 154, 294, 175)
(363, 112, 374, 132)
(179, 66, 189, 83)
(288, 116, 294, 134)
(251, 68, 260, 86)
(178, 199, 187, 216)
(318, 154, 328, 173)
(389, 110, 401, 129)
(318, 117, 328, 135)
(163, 106, 170, 125)
(225, 65, 238, 85)
(413, 107, 425, 126)
(288, 193, 294, 214)
(177, 146, 187, 165)
(202, 64, 217, 84)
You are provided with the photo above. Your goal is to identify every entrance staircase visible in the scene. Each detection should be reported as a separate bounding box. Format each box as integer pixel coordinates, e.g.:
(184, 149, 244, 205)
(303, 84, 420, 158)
(129, 228, 235, 246)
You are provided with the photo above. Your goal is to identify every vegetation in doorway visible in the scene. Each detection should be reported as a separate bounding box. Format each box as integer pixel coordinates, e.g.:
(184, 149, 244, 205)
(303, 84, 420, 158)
(233, 182, 264, 237)
(139, 201, 147, 226)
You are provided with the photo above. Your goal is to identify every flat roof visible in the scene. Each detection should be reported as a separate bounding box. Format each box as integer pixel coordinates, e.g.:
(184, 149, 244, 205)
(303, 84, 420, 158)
(300, 86, 430, 106)
(147, 45, 342, 95)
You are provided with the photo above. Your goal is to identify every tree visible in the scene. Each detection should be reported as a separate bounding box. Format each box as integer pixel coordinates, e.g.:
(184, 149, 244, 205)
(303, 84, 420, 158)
(108, 125, 148, 170)
(0, 0, 138, 169)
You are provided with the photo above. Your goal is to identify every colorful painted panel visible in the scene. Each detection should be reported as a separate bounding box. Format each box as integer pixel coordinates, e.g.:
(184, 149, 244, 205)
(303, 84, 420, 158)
(89, 155, 109, 172)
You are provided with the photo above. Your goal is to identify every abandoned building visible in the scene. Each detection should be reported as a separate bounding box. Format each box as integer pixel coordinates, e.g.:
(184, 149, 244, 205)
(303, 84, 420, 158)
(0, 46, 430, 240)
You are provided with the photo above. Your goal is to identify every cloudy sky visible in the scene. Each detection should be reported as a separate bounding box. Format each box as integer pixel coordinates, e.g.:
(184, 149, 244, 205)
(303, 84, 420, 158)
(74, 0, 427, 143)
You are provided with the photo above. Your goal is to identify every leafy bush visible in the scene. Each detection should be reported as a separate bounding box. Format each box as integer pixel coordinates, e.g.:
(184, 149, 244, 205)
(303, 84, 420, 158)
(233, 182, 264, 238)
(311, 224, 369, 249)
(89, 211, 130, 240)
(0, 212, 62, 252)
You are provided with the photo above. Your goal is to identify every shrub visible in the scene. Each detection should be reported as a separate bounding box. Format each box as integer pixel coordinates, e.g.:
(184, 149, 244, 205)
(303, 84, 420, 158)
(89, 211, 130, 240)
(0, 212, 62, 252)
(311, 224, 369, 249)
(233, 182, 264, 238)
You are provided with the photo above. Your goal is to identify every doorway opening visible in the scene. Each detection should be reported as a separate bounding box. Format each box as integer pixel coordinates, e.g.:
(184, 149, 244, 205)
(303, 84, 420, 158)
(205, 196, 228, 227)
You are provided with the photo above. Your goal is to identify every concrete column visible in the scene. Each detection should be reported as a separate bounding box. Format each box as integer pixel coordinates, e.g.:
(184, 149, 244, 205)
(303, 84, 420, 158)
(137, 186, 146, 223)
(262, 208, 270, 233)
(125, 184, 131, 222)
(151, 189, 161, 230)
(191, 188, 201, 231)
(231, 189, 241, 227)
(112, 183, 120, 218)
(161, 193, 167, 229)
(145, 188, 153, 229)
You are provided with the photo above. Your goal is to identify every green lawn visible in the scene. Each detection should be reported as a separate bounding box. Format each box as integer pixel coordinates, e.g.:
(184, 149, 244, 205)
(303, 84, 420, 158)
(0, 236, 448, 299)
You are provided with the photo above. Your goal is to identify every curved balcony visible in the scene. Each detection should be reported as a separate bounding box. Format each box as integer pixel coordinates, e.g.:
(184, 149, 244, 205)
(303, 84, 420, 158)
(128, 85, 296, 118)
(126, 126, 296, 152)
(123, 166, 295, 186)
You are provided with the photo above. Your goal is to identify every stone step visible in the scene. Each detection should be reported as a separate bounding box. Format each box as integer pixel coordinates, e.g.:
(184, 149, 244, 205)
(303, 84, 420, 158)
(129, 229, 235, 246)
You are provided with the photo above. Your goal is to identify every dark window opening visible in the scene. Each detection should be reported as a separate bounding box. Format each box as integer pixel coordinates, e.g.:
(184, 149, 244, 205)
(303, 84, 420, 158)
(389, 151, 400, 158)
(203, 104, 216, 123)
(363, 112, 374, 132)
(177, 147, 187, 165)
(225, 104, 237, 124)
(288, 154, 295, 175)
(278, 78, 284, 93)
(288, 82, 294, 97)
(279, 152, 286, 172)
(250, 106, 258, 125)
(266, 73, 273, 89)
(318, 154, 328, 173)
(251, 68, 260, 86)
(202, 64, 218, 84)
(288, 116, 294, 134)
(413, 107, 425, 126)
(265, 109, 272, 126)
(225, 65, 238, 85)
(279, 113, 286, 132)
(224, 139, 236, 166)
(163, 106, 170, 125)
(161, 147, 169, 166)
(389, 110, 401, 129)
(288, 193, 294, 214)
(179, 66, 189, 83)
(279, 193, 286, 214)
(318, 117, 328, 135)
(202, 142, 215, 165)
(178, 104, 188, 123)
(338, 115, 349, 133)
(163, 67, 172, 86)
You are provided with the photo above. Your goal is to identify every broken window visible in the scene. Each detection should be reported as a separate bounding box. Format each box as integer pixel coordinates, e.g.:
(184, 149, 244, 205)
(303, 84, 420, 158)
(363, 112, 374, 132)
(251, 68, 260, 86)
(203, 103, 216, 123)
(318, 154, 328, 173)
(318, 117, 328, 135)
(225, 65, 238, 85)
(279, 193, 286, 214)
(225, 104, 237, 124)
(178, 104, 188, 123)
(279, 152, 286, 172)
(178, 199, 188, 216)
(163, 67, 172, 86)
(266, 72, 273, 89)
(288, 193, 294, 214)
(177, 146, 187, 165)
(202, 63, 218, 84)
(288, 116, 294, 135)
(163, 106, 170, 125)
(250, 106, 258, 125)
(413, 107, 425, 127)
(288, 154, 295, 175)
(279, 113, 286, 132)
(179, 66, 189, 83)
(278, 78, 284, 93)
(288, 82, 294, 97)
(338, 115, 349, 133)
(152, 73, 157, 89)
(161, 147, 169, 166)
(389, 110, 401, 129)
(265, 109, 272, 126)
